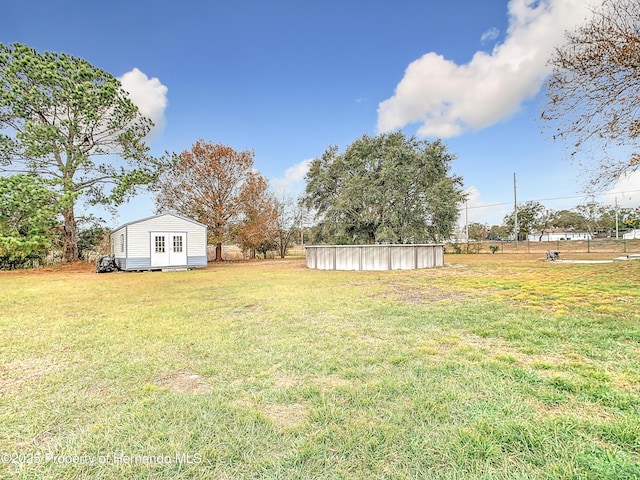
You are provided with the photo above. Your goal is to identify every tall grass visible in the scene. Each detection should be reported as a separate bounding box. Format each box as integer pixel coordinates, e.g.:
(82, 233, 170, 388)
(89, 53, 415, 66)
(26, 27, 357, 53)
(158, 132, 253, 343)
(0, 256, 638, 479)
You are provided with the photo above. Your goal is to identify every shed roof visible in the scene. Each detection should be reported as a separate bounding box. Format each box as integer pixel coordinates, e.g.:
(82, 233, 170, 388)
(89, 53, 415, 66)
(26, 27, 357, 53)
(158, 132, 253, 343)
(112, 213, 206, 232)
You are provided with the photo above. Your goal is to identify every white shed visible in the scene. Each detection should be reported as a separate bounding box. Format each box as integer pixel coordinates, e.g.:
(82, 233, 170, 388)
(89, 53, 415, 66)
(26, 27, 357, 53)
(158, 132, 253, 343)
(111, 213, 207, 271)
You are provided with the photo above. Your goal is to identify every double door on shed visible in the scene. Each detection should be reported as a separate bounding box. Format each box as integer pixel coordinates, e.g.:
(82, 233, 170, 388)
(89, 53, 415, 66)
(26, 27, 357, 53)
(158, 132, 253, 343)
(151, 232, 187, 267)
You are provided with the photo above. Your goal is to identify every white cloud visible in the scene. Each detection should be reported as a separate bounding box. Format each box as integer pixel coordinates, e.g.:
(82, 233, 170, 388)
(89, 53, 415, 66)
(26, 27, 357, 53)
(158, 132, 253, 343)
(272, 159, 312, 196)
(481, 27, 500, 43)
(119, 68, 168, 138)
(603, 170, 640, 208)
(377, 0, 593, 138)
(459, 186, 511, 226)
(464, 185, 482, 205)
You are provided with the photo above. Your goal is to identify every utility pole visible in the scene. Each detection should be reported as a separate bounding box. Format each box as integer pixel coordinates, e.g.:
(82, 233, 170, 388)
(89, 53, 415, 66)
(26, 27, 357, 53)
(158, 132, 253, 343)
(615, 196, 619, 240)
(465, 201, 469, 241)
(514, 172, 518, 248)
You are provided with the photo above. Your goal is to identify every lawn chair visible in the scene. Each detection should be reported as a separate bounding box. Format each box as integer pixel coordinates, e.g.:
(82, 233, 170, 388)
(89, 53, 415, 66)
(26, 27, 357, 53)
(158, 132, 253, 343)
(546, 250, 560, 261)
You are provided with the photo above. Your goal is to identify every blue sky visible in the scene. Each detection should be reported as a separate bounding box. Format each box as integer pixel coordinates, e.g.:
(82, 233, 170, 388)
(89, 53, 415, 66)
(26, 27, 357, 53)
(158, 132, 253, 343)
(3, 0, 638, 229)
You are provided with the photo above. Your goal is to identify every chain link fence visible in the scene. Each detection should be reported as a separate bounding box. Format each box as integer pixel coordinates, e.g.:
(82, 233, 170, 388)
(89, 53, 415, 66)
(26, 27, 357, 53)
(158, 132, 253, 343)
(446, 239, 640, 255)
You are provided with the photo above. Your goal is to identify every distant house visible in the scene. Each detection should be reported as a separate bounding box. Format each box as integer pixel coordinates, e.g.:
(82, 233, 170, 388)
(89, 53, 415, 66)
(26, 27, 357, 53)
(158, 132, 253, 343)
(623, 229, 640, 240)
(527, 230, 592, 242)
(111, 213, 207, 271)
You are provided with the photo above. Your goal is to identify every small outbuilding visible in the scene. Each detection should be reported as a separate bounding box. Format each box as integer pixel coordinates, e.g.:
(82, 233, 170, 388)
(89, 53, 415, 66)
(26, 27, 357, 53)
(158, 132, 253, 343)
(111, 213, 207, 271)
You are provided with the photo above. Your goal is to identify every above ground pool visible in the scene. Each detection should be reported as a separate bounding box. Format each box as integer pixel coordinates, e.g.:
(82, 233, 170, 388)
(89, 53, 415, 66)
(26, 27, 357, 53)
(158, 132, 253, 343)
(304, 244, 444, 271)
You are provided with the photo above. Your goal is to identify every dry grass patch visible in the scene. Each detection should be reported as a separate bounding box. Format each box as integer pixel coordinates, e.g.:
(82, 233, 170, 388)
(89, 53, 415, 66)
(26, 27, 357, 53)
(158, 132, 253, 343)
(387, 282, 471, 305)
(153, 370, 213, 394)
(312, 374, 354, 393)
(531, 396, 616, 421)
(0, 356, 60, 393)
(260, 403, 309, 429)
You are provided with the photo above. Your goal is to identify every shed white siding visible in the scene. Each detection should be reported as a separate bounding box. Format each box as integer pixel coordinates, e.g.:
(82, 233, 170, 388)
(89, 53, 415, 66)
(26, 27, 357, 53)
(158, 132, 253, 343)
(111, 214, 207, 271)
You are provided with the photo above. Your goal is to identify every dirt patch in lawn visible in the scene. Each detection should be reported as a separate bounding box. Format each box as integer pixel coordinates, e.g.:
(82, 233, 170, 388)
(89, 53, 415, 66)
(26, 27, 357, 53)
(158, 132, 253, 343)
(0, 262, 96, 277)
(261, 403, 309, 428)
(155, 370, 213, 394)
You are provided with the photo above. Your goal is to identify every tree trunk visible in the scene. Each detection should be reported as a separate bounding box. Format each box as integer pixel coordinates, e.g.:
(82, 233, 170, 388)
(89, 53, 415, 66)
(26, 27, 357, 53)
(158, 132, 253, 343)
(62, 205, 79, 263)
(368, 231, 376, 245)
(215, 242, 223, 261)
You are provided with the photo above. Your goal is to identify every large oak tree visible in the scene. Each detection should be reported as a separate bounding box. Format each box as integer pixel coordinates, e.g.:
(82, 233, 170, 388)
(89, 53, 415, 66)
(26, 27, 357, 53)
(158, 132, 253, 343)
(303, 132, 465, 244)
(0, 43, 158, 262)
(543, 0, 640, 188)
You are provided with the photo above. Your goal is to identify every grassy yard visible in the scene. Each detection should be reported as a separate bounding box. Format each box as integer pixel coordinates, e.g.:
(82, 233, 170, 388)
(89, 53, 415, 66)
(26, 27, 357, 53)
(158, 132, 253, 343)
(0, 255, 639, 479)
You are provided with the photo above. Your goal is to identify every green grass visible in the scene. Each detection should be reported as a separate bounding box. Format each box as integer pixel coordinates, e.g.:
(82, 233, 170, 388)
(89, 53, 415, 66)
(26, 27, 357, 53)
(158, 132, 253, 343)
(0, 256, 639, 479)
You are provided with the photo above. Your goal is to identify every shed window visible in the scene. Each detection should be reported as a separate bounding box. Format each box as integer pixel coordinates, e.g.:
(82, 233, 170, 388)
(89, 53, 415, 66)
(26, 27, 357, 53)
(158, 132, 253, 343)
(155, 235, 165, 253)
(120, 234, 125, 252)
(173, 236, 183, 253)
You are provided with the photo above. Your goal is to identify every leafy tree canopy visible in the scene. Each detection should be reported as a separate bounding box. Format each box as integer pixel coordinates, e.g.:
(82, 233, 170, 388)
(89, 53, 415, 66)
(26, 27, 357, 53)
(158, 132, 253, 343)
(154, 140, 257, 261)
(500, 201, 640, 238)
(549, 209, 590, 232)
(0, 43, 160, 262)
(303, 132, 465, 244)
(77, 219, 111, 259)
(235, 172, 278, 258)
(503, 201, 549, 239)
(0, 174, 60, 267)
(467, 222, 489, 241)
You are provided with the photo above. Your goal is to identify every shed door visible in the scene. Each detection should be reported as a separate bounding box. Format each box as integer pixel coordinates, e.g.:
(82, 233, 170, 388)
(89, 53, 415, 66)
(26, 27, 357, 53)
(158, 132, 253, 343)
(151, 232, 187, 267)
(169, 233, 187, 266)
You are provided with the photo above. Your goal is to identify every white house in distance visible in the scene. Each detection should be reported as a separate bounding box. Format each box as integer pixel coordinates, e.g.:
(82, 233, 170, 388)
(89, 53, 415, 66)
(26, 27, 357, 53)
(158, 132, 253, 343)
(527, 230, 592, 242)
(111, 213, 207, 271)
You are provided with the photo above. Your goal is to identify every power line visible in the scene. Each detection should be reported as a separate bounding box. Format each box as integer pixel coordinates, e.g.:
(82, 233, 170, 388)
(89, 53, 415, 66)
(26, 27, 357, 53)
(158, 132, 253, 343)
(460, 189, 640, 211)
